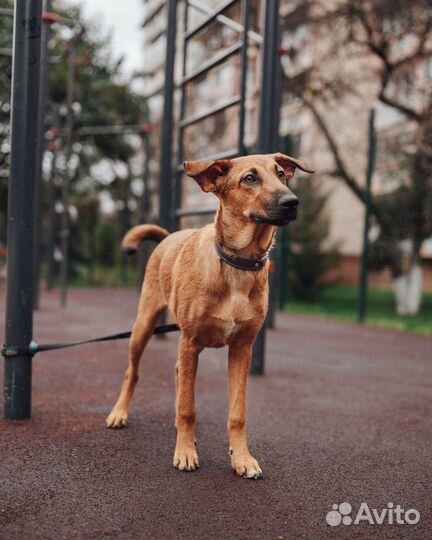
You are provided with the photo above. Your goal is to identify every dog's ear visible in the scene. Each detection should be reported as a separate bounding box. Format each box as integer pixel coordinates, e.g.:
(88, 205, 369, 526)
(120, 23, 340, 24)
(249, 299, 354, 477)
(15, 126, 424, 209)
(272, 152, 315, 180)
(183, 159, 231, 192)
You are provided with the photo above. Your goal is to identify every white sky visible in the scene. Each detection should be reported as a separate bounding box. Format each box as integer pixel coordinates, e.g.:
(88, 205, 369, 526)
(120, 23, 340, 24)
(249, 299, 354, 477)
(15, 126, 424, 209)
(62, 0, 145, 80)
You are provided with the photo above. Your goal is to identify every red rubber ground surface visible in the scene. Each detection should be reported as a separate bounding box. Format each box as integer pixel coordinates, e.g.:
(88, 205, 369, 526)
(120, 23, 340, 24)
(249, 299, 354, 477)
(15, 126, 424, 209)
(0, 288, 431, 540)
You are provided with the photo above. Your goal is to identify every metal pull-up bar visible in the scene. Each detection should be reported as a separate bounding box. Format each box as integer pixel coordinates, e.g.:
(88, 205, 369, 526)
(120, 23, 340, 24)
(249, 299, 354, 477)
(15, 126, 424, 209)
(33, 0, 54, 310)
(251, 0, 282, 370)
(4, 0, 43, 420)
(173, 0, 252, 229)
(187, 0, 262, 44)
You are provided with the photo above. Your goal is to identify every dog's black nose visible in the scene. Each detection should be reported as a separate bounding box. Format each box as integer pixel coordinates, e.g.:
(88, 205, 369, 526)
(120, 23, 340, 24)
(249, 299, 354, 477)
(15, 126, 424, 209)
(279, 194, 299, 210)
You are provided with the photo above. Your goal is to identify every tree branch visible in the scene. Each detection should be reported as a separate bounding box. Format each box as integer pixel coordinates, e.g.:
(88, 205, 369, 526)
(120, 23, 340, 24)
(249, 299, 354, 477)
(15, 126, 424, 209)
(347, 0, 426, 122)
(297, 93, 390, 228)
(378, 90, 423, 121)
(300, 95, 364, 199)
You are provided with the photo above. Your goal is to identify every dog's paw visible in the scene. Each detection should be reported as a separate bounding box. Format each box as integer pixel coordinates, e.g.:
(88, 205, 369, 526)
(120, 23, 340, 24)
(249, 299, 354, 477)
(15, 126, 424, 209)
(173, 446, 200, 472)
(105, 409, 128, 428)
(230, 451, 262, 479)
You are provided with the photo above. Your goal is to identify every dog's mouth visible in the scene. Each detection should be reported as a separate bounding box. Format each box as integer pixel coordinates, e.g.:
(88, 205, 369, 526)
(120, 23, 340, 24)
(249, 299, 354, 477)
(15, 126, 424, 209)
(250, 210, 298, 226)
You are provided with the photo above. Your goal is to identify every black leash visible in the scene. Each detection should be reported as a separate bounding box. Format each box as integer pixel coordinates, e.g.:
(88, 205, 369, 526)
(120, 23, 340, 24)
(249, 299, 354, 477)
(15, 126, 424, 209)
(1, 323, 180, 359)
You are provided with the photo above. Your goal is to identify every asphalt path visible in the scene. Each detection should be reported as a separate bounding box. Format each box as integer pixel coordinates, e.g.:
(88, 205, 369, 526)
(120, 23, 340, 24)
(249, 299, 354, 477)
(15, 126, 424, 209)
(0, 288, 431, 539)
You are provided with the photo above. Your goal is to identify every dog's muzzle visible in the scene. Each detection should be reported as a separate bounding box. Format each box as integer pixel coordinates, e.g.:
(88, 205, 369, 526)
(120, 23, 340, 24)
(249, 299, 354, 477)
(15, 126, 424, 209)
(250, 194, 299, 226)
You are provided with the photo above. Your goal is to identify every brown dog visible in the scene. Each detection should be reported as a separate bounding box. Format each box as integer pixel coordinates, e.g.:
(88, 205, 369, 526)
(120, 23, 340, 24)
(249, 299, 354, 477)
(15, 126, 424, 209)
(106, 153, 314, 478)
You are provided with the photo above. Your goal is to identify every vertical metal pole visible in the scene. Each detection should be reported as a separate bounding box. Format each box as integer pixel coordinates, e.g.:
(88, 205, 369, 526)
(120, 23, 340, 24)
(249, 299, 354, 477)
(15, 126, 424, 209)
(266, 21, 282, 329)
(357, 108, 376, 323)
(120, 171, 132, 286)
(278, 225, 289, 308)
(59, 39, 75, 307)
(33, 0, 52, 309)
(4, 0, 43, 420)
(46, 111, 59, 290)
(159, 0, 177, 233)
(157, 0, 177, 334)
(141, 132, 151, 223)
(278, 134, 293, 308)
(257, 0, 280, 151)
(138, 129, 152, 285)
(173, 0, 188, 232)
(251, 0, 280, 375)
(238, 0, 250, 156)
(270, 238, 282, 320)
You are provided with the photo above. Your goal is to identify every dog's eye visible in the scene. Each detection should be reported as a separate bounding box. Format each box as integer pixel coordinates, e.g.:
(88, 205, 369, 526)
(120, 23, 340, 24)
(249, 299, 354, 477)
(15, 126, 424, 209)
(242, 174, 256, 184)
(277, 170, 285, 179)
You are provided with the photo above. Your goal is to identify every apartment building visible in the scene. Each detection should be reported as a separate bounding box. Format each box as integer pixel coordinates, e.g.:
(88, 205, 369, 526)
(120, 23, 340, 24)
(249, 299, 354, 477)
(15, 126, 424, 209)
(279, 0, 432, 289)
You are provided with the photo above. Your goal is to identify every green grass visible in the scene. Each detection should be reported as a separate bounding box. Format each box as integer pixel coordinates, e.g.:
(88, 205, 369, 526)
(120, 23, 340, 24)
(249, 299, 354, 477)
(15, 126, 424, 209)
(284, 285, 432, 336)
(69, 263, 140, 288)
(43, 262, 141, 289)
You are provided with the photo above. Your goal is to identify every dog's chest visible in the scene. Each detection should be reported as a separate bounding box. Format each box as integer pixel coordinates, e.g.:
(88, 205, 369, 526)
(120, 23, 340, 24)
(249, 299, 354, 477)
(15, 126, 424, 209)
(214, 290, 254, 329)
(199, 291, 252, 346)
(222, 289, 251, 315)
(174, 264, 266, 347)
(221, 318, 238, 339)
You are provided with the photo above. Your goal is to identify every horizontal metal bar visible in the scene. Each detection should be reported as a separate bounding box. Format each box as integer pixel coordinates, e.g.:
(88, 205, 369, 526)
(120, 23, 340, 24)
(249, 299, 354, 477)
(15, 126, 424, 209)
(56, 16, 78, 27)
(141, 0, 164, 27)
(182, 41, 242, 84)
(188, 0, 262, 44)
(185, 0, 238, 41)
(196, 147, 240, 161)
(179, 95, 240, 129)
(175, 207, 218, 217)
(0, 48, 13, 57)
(147, 27, 164, 45)
(176, 147, 240, 172)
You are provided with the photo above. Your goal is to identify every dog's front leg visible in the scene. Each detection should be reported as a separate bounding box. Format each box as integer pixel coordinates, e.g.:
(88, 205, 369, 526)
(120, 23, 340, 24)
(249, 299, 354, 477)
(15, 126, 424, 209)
(173, 336, 201, 472)
(227, 339, 262, 479)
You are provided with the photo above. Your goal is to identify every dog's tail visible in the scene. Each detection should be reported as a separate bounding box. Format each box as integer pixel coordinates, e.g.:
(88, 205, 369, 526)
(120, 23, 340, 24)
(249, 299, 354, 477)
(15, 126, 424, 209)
(121, 224, 170, 255)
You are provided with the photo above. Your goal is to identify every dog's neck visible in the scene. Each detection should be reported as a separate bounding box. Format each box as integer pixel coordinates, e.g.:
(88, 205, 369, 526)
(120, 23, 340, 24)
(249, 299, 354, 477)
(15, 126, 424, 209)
(215, 206, 276, 260)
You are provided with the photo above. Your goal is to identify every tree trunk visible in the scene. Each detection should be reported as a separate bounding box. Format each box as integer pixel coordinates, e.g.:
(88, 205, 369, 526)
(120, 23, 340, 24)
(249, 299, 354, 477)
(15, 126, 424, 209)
(393, 263, 423, 316)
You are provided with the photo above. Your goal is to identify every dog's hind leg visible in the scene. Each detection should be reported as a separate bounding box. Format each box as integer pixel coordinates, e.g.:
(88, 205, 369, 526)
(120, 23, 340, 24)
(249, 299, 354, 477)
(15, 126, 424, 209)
(106, 264, 166, 428)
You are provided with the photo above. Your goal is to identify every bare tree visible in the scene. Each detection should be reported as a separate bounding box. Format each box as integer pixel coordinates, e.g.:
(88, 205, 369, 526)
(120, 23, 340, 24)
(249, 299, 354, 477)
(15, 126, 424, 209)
(281, 0, 432, 314)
